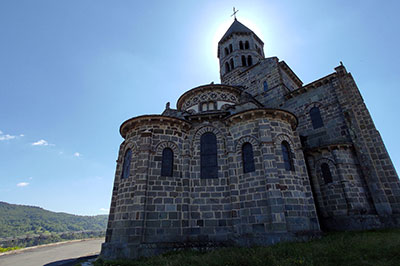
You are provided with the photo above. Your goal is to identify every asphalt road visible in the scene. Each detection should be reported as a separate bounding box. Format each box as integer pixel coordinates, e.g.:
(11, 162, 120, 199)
(0, 238, 104, 266)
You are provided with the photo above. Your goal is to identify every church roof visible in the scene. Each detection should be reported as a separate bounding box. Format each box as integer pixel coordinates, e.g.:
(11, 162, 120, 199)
(219, 19, 263, 44)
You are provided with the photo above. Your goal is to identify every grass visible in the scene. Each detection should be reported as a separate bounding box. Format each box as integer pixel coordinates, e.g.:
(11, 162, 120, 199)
(94, 229, 400, 266)
(0, 246, 22, 253)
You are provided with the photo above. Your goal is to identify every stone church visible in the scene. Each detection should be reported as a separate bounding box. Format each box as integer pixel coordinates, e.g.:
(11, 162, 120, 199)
(101, 18, 400, 259)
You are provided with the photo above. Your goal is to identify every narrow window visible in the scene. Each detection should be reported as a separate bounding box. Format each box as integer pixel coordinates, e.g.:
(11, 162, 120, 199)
(281, 141, 294, 171)
(247, 55, 253, 66)
(208, 102, 214, 110)
(321, 163, 333, 184)
(263, 80, 268, 91)
(310, 107, 324, 129)
(161, 148, 173, 177)
(242, 142, 255, 173)
(245, 41, 249, 49)
(225, 47, 229, 56)
(230, 59, 234, 70)
(225, 62, 230, 73)
(229, 44, 233, 53)
(201, 132, 218, 178)
(121, 148, 132, 179)
(241, 55, 247, 66)
(239, 41, 244, 50)
(202, 102, 208, 111)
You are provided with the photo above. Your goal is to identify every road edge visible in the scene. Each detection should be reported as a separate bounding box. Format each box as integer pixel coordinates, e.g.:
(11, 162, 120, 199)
(0, 237, 104, 257)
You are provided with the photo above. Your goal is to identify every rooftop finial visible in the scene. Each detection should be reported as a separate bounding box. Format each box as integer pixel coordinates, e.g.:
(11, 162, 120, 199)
(231, 7, 239, 20)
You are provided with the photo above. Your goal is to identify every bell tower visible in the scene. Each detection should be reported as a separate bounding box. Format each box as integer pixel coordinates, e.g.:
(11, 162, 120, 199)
(218, 18, 265, 84)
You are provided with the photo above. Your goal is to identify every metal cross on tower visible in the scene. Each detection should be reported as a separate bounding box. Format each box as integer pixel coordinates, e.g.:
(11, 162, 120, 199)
(231, 7, 239, 20)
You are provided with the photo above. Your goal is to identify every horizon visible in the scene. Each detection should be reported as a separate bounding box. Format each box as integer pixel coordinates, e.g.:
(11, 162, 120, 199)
(1, 0, 399, 215)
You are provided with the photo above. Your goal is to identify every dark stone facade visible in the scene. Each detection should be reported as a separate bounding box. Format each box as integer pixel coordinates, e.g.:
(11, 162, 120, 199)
(101, 19, 400, 259)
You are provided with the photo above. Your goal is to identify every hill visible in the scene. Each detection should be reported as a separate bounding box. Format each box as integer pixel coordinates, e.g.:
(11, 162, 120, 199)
(0, 201, 108, 239)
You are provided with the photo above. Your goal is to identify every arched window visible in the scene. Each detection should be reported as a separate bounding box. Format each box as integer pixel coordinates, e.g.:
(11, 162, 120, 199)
(242, 142, 255, 173)
(245, 41, 249, 49)
(225, 47, 229, 56)
(310, 107, 324, 129)
(161, 148, 173, 177)
(263, 80, 268, 91)
(229, 44, 233, 53)
(321, 163, 333, 184)
(239, 41, 244, 50)
(247, 56, 253, 66)
(230, 59, 234, 70)
(281, 141, 294, 171)
(241, 55, 247, 66)
(121, 148, 132, 179)
(200, 132, 218, 179)
(225, 62, 230, 73)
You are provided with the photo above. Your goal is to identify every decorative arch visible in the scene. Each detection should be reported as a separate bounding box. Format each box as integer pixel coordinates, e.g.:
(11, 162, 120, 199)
(153, 141, 181, 178)
(121, 139, 137, 154)
(192, 125, 226, 152)
(273, 133, 296, 149)
(119, 140, 137, 180)
(234, 136, 260, 174)
(274, 134, 296, 171)
(305, 101, 323, 113)
(234, 135, 259, 153)
(155, 141, 180, 156)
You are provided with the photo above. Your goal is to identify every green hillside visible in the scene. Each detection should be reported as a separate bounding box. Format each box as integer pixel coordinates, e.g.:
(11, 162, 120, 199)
(0, 201, 108, 238)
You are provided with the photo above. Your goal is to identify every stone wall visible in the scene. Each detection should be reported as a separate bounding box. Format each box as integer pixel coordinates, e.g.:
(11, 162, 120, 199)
(102, 109, 320, 259)
(332, 66, 400, 215)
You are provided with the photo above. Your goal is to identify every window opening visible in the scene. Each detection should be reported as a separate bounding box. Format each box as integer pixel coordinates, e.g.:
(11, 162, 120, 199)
(310, 107, 324, 129)
(281, 141, 294, 171)
(161, 148, 173, 177)
(321, 163, 333, 184)
(225, 62, 230, 73)
(200, 132, 218, 178)
(263, 80, 268, 91)
(122, 148, 132, 179)
(247, 56, 253, 66)
(242, 142, 255, 173)
(242, 55, 247, 66)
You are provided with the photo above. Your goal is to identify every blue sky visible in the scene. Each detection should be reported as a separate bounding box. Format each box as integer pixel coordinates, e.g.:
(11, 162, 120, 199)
(0, 0, 399, 215)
